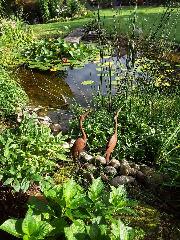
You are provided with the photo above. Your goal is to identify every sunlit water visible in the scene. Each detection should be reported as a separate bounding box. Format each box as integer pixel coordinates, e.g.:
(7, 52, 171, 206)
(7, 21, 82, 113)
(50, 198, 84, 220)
(14, 55, 128, 129)
(15, 55, 129, 108)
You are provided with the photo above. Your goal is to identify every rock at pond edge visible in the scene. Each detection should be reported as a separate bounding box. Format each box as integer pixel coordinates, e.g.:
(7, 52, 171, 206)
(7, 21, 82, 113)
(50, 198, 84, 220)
(110, 175, 135, 187)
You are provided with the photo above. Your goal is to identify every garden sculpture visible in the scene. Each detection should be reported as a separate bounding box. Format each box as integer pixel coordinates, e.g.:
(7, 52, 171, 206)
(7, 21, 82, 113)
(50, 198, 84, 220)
(105, 109, 121, 164)
(71, 110, 90, 162)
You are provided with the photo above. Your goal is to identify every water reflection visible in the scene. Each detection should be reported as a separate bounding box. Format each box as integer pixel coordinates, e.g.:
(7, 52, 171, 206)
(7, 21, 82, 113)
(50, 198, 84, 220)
(15, 67, 72, 108)
(15, 56, 128, 109)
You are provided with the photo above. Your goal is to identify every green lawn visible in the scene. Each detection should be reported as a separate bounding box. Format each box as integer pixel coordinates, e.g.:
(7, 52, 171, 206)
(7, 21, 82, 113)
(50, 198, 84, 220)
(31, 6, 180, 43)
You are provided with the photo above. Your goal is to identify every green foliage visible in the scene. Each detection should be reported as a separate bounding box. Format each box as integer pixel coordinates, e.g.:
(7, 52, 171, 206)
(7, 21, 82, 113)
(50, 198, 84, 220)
(0, 112, 68, 192)
(38, 0, 51, 22)
(0, 178, 144, 239)
(65, 0, 85, 18)
(38, 0, 88, 23)
(21, 38, 98, 71)
(158, 124, 180, 186)
(0, 66, 28, 117)
(0, 17, 98, 70)
(70, 55, 180, 173)
(0, 1, 4, 15)
(0, 16, 33, 67)
(49, 0, 63, 19)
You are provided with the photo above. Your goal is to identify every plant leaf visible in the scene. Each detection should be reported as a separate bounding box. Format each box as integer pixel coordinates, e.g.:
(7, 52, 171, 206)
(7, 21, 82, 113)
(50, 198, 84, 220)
(81, 80, 95, 86)
(88, 178, 104, 202)
(22, 214, 38, 236)
(0, 219, 23, 238)
(64, 220, 86, 240)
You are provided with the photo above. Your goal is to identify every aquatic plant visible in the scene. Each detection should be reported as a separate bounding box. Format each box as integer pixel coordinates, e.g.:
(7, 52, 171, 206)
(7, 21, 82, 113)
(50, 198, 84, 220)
(21, 38, 98, 71)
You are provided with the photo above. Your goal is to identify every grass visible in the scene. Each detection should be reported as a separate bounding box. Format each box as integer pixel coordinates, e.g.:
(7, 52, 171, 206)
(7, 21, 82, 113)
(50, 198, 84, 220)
(31, 6, 180, 43)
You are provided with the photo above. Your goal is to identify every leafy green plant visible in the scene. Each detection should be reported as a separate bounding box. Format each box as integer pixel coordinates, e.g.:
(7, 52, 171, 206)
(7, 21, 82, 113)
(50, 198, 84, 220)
(21, 38, 98, 71)
(158, 123, 180, 186)
(0, 112, 68, 192)
(0, 66, 28, 117)
(0, 178, 144, 239)
(0, 16, 33, 67)
(57, 0, 88, 19)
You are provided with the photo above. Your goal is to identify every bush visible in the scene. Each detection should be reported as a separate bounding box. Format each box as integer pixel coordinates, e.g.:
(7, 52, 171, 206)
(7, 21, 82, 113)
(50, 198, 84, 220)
(0, 17, 33, 67)
(38, 0, 51, 22)
(0, 67, 28, 117)
(0, 112, 68, 192)
(38, 0, 88, 22)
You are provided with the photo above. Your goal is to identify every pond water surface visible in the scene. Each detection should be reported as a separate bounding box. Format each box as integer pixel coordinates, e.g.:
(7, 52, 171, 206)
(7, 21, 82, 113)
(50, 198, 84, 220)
(15, 55, 128, 110)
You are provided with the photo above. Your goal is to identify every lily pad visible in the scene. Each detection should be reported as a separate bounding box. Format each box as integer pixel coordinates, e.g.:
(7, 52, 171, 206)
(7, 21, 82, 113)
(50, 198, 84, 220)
(81, 80, 95, 86)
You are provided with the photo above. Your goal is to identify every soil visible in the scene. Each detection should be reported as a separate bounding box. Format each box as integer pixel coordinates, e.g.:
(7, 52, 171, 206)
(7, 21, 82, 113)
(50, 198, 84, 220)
(0, 184, 28, 240)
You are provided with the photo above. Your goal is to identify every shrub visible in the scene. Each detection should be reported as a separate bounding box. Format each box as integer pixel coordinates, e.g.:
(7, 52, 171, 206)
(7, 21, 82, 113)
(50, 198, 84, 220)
(38, 0, 51, 22)
(0, 112, 68, 192)
(0, 67, 28, 117)
(66, 0, 82, 17)
(0, 178, 144, 239)
(38, 0, 88, 22)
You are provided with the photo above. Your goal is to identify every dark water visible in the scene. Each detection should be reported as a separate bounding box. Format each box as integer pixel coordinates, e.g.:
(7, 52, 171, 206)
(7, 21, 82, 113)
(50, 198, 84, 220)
(15, 68, 72, 109)
(14, 58, 124, 129)
(15, 56, 128, 110)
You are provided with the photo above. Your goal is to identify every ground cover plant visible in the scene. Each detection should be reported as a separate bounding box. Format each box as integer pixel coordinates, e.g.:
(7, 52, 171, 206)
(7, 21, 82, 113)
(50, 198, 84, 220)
(0, 178, 144, 239)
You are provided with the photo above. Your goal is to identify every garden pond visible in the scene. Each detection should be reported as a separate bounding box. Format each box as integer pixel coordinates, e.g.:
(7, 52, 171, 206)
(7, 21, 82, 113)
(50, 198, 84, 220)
(3, 50, 179, 240)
